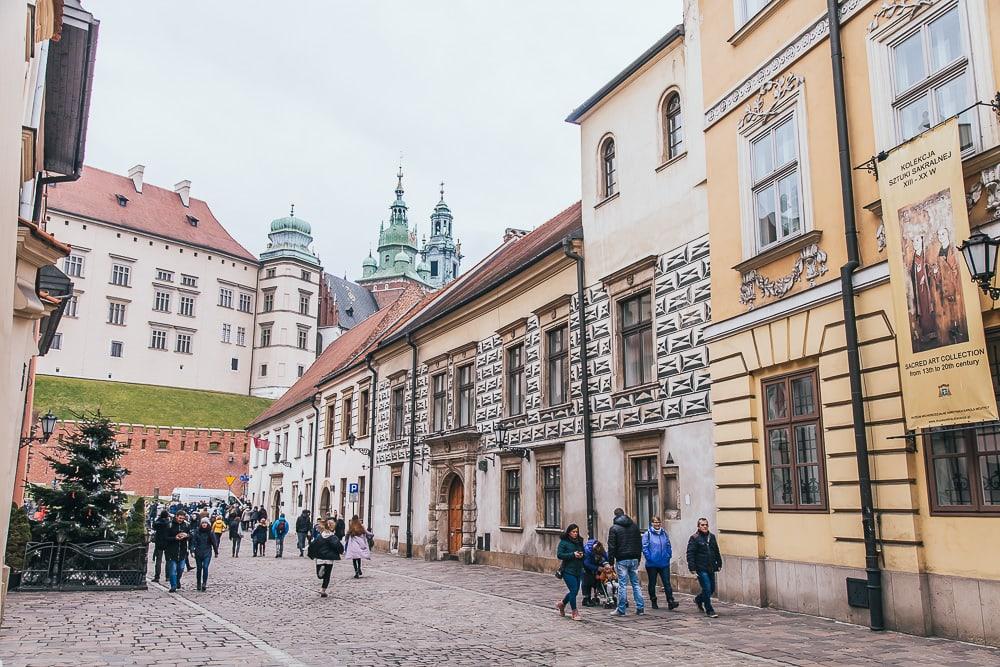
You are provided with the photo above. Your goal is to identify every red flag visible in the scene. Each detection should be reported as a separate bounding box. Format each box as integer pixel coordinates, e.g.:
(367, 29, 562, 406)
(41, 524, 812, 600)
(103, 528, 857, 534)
(253, 437, 270, 450)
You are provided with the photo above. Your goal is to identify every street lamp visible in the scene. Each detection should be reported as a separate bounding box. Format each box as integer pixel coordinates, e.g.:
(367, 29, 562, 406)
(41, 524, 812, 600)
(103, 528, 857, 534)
(348, 432, 370, 456)
(959, 232, 1000, 299)
(20, 410, 58, 448)
(494, 420, 530, 460)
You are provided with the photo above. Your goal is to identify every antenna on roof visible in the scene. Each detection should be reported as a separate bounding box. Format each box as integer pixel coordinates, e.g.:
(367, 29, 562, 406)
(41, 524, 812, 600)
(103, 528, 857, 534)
(290, 203, 295, 217)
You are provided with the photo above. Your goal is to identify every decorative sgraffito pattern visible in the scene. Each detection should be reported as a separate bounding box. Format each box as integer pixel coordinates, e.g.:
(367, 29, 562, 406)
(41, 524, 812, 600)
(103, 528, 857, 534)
(374, 233, 712, 463)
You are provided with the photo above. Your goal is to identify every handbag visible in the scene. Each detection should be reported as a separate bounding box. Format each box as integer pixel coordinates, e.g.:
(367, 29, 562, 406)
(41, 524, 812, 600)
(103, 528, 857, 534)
(554, 563, 564, 579)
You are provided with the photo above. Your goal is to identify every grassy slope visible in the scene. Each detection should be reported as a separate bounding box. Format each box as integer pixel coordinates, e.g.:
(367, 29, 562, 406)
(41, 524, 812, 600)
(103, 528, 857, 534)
(34, 375, 272, 430)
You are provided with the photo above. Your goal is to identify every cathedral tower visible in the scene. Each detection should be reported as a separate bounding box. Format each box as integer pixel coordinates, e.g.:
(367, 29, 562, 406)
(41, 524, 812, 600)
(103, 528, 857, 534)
(420, 183, 462, 288)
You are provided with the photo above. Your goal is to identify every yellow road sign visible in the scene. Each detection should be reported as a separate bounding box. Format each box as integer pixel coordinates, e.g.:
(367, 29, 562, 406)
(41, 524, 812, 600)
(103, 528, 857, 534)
(225, 475, 237, 487)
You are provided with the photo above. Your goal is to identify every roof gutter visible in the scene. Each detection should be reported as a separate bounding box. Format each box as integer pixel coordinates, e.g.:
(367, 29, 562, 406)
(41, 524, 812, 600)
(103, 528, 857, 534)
(309, 392, 321, 520)
(365, 352, 378, 526)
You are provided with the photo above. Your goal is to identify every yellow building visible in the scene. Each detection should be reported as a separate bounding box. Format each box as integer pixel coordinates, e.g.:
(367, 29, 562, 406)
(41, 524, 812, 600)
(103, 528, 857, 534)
(700, 0, 1000, 645)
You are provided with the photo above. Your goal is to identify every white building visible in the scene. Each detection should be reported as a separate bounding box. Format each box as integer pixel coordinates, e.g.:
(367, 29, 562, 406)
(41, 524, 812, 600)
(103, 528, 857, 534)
(38, 166, 259, 395)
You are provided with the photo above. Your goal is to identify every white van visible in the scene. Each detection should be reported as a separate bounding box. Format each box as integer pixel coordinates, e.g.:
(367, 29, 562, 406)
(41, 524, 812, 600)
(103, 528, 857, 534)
(171, 488, 233, 505)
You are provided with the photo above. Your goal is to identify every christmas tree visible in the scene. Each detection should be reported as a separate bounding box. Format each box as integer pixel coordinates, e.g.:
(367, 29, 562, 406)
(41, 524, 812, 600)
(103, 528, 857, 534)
(28, 413, 129, 543)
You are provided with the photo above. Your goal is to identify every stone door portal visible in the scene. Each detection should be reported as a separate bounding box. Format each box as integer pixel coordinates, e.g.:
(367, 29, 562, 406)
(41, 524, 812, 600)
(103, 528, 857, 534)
(447, 476, 464, 554)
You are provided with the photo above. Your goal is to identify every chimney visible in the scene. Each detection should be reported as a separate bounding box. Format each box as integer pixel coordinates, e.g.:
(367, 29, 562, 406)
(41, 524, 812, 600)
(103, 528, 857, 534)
(503, 228, 529, 243)
(128, 164, 144, 193)
(174, 180, 191, 207)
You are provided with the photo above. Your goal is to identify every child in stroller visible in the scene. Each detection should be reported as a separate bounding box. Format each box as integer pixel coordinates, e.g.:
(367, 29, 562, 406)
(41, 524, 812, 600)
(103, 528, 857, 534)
(595, 562, 620, 608)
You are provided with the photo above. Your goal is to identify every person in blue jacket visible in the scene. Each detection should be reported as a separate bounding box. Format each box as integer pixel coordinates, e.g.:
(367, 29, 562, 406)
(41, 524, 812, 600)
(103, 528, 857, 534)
(270, 513, 290, 558)
(642, 516, 679, 610)
(581, 537, 607, 607)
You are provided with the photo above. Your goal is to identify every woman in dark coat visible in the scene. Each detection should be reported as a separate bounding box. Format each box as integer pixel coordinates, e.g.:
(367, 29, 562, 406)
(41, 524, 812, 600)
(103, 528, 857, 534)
(189, 517, 219, 592)
(307, 519, 344, 597)
(556, 523, 585, 621)
(250, 519, 268, 557)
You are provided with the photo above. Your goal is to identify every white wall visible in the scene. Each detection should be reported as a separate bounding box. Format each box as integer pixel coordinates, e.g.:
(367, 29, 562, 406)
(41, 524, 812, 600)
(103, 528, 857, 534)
(36, 213, 257, 394)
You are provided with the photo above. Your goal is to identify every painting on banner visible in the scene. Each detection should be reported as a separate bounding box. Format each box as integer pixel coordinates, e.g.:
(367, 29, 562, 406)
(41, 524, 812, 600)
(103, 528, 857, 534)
(878, 118, 998, 429)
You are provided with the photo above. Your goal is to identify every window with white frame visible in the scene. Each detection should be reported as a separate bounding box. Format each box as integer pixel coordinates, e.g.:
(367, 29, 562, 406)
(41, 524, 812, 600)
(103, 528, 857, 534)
(181, 274, 197, 287)
(156, 269, 173, 282)
(110, 340, 123, 358)
(154, 290, 171, 313)
(175, 333, 192, 354)
(221, 323, 232, 343)
(50, 332, 62, 350)
(150, 329, 168, 350)
(107, 301, 127, 325)
(600, 136, 617, 199)
(236, 326, 246, 346)
(110, 263, 130, 287)
(263, 290, 275, 312)
(887, 4, 977, 151)
(750, 115, 802, 250)
(179, 295, 195, 317)
(431, 373, 447, 432)
(297, 327, 309, 350)
(299, 292, 311, 315)
(260, 325, 272, 347)
(664, 92, 684, 160)
(238, 293, 252, 313)
(219, 287, 233, 308)
(736, 0, 770, 27)
(65, 294, 79, 318)
(63, 254, 84, 278)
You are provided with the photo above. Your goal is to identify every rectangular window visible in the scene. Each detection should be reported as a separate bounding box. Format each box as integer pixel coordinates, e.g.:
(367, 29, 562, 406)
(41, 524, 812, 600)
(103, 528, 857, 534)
(737, 0, 769, 26)
(221, 323, 232, 343)
(175, 333, 192, 354)
(110, 341, 123, 358)
(153, 290, 171, 313)
(236, 326, 246, 346)
(50, 332, 62, 350)
(431, 372, 447, 432)
(238, 293, 252, 313)
(298, 365, 304, 378)
(260, 363, 267, 377)
(430, 260, 439, 277)
(157, 440, 169, 450)
(260, 326, 272, 347)
(925, 334, 1000, 514)
(326, 405, 336, 446)
(179, 295, 195, 317)
(306, 422, 313, 456)
(546, 326, 569, 406)
(65, 294, 79, 318)
(263, 290, 274, 312)
(620, 291, 654, 388)
(296, 427, 303, 458)
(266, 268, 276, 279)
(181, 274, 197, 287)
(889, 5, 976, 152)
(110, 263, 130, 287)
(156, 269, 173, 282)
(231, 357, 239, 371)
(633, 456, 659, 530)
(391, 386, 405, 440)
(751, 116, 802, 250)
(456, 364, 475, 428)
(506, 344, 525, 416)
(301, 270, 311, 281)
(219, 288, 233, 308)
(107, 301, 127, 325)
(542, 465, 561, 529)
(390, 466, 402, 514)
(762, 369, 826, 511)
(150, 329, 168, 350)
(299, 292, 311, 315)
(504, 468, 521, 527)
(63, 254, 84, 277)
(342, 395, 353, 441)
(297, 328, 309, 350)
(358, 389, 370, 437)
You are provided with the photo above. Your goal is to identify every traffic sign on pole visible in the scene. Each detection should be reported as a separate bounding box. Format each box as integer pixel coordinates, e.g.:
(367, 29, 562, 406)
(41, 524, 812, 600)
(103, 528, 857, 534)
(225, 475, 237, 487)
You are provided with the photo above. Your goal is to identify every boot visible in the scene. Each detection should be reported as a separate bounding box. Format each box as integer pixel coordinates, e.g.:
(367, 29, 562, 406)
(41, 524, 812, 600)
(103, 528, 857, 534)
(651, 597, 658, 609)
(668, 599, 680, 610)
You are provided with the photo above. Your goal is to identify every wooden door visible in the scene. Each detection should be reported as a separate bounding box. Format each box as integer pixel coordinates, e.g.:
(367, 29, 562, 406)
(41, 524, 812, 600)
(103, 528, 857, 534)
(447, 476, 464, 554)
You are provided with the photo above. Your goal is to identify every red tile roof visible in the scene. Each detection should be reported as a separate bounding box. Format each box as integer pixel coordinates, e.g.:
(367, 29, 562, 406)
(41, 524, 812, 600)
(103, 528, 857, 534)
(248, 285, 426, 430)
(389, 201, 582, 339)
(46, 166, 256, 262)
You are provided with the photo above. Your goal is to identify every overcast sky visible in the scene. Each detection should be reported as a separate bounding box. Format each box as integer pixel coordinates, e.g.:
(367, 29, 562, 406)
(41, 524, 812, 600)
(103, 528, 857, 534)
(82, 1, 682, 277)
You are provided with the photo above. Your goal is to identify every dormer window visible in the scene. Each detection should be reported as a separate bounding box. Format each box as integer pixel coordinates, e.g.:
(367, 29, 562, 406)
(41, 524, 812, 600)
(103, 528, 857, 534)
(186, 215, 199, 227)
(115, 194, 128, 207)
(345, 306, 354, 317)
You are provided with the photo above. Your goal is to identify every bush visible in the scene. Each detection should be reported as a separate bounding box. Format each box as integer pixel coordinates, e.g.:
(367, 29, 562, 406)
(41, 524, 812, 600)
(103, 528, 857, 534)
(124, 497, 146, 544)
(5, 504, 32, 571)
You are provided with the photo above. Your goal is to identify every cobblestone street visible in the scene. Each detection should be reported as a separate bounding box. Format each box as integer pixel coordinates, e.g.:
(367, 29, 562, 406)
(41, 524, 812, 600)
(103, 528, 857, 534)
(1, 549, 998, 667)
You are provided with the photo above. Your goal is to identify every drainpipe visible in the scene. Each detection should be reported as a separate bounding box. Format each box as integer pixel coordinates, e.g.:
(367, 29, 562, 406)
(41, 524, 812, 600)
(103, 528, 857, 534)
(365, 352, 378, 527)
(563, 233, 596, 539)
(405, 333, 418, 558)
(827, 0, 884, 632)
(310, 393, 321, 520)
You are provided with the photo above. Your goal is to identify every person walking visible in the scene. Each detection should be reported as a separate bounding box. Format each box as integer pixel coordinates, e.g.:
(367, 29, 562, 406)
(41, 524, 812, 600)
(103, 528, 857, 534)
(555, 524, 585, 621)
(330, 510, 346, 540)
(344, 516, 372, 578)
(211, 515, 226, 556)
(271, 513, 290, 558)
(581, 538, 607, 607)
(190, 517, 218, 592)
(687, 517, 723, 618)
(242, 506, 252, 532)
(642, 516, 679, 610)
(227, 513, 243, 557)
(607, 507, 645, 617)
(164, 511, 191, 593)
(251, 519, 268, 557)
(307, 519, 344, 597)
(150, 510, 171, 583)
(295, 509, 312, 557)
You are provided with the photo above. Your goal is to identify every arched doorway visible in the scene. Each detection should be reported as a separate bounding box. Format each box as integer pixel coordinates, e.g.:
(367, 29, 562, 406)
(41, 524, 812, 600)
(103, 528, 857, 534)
(319, 487, 331, 517)
(447, 475, 464, 555)
(272, 489, 282, 520)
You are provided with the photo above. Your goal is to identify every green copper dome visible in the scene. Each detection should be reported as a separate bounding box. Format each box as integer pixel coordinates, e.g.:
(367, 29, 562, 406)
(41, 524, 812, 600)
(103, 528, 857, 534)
(270, 215, 312, 235)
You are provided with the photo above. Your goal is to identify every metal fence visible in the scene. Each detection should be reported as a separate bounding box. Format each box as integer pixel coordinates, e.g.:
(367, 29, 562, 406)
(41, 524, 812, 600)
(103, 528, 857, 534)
(16, 541, 148, 591)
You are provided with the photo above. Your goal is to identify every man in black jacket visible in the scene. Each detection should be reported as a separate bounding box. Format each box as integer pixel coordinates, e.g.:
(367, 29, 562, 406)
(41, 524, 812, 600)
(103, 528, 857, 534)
(150, 510, 171, 583)
(296, 510, 312, 557)
(686, 517, 723, 618)
(164, 511, 191, 593)
(607, 508, 645, 616)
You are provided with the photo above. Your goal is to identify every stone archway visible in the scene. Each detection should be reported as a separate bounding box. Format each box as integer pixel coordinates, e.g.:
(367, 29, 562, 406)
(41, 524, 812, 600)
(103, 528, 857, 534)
(425, 430, 481, 563)
(319, 486, 331, 518)
(272, 489, 282, 520)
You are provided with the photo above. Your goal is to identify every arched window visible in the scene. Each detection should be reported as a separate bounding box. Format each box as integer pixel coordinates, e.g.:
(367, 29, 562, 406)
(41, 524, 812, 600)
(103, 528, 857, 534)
(664, 93, 684, 160)
(601, 137, 617, 198)
(325, 449, 332, 477)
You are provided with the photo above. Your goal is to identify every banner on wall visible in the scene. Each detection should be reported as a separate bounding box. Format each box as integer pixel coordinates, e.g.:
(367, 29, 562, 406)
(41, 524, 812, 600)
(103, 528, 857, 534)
(878, 118, 998, 430)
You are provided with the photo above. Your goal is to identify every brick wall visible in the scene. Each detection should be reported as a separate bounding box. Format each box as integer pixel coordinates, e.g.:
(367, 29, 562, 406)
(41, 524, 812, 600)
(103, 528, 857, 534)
(25, 421, 251, 498)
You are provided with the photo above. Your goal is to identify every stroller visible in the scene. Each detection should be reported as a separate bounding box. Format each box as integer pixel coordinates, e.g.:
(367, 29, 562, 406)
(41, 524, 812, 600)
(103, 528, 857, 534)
(594, 568, 619, 609)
